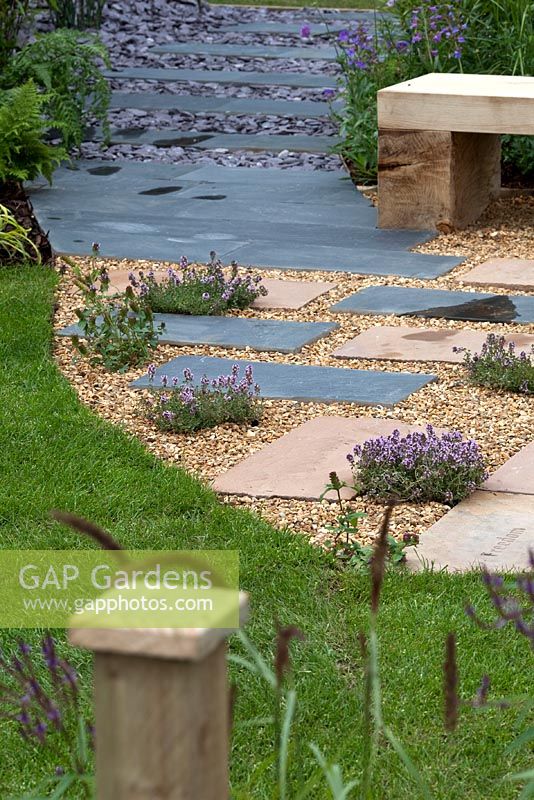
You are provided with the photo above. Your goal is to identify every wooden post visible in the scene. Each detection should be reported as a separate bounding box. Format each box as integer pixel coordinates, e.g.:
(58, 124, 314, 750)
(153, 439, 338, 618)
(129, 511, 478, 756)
(377, 128, 501, 230)
(70, 594, 248, 800)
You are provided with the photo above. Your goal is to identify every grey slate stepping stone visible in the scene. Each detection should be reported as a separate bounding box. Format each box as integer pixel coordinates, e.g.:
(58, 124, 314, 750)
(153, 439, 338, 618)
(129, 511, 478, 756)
(406, 491, 534, 572)
(459, 258, 534, 290)
(107, 128, 337, 154)
(332, 326, 534, 363)
(131, 355, 436, 405)
(483, 442, 534, 495)
(331, 286, 534, 324)
(59, 315, 336, 354)
(211, 417, 444, 500)
(104, 67, 336, 90)
(152, 43, 338, 60)
(223, 19, 380, 35)
(110, 92, 339, 117)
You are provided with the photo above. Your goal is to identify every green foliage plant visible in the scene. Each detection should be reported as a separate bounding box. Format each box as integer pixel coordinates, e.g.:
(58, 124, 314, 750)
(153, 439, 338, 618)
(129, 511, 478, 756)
(47, 0, 106, 30)
(0, 0, 30, 71)
(3, 30, 111, 149)
(69, 245, 163, 373)
(0, 205, 40, 264)
(0, 81, 65, 186)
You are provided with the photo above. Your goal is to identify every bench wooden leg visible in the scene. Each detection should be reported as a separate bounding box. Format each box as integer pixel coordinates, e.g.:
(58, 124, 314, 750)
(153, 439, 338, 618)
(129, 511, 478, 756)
(378, 129, 501, 230)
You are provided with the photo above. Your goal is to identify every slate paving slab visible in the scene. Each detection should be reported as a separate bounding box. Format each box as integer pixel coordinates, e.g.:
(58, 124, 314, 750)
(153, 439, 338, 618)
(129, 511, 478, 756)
(106, 270, 336, 310)
(59, 315, 337, 354)
(331, 286, 534, 324)
(211, 417, 444, 500)
(483, 442, 534, 495)
(223, 19, 380, 35)
(152, 43, 338, 60)
(131, 355, 436, 405)
(459, 258, 534, 290)
(405, 491, 534, 572)
(332, 325, 534, 363)
(28, 161, 460, 277)
(110, 92, 340, 117)
(104, 67, 336, 90)
(106, 128, 338, 154)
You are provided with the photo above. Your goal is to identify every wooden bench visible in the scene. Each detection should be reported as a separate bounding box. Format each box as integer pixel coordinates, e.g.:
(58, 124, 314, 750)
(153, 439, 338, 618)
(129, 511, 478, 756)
(377, 73, 534, 230)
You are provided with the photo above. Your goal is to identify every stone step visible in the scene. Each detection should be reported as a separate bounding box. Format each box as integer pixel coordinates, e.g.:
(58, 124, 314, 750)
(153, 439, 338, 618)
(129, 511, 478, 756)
(110, 92, 340, 117)
(406, 491, 534, 572)
(105, 128, 337, 154)
(152, 43, 338, 60)
(458, 258, 534, 290)
(104, 67, 336, 90)
(332, 325, 534, 363)
(332, 286, 534, 324)
(483, 442, 534, 495)
(210, 416, 443, 500)
(59, 314, 337, 355)
(222, 18, 381, 35)
(131, 355, 436, 407)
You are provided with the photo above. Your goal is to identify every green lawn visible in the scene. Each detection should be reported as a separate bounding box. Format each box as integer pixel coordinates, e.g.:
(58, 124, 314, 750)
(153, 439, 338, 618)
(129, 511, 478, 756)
(0, 266, 531, 798)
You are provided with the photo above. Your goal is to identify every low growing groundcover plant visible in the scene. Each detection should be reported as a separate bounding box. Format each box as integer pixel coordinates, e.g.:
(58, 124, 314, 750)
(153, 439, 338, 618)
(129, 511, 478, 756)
(347, 425, 487, 504)
(128, 254, 267, 316)
(455, 333, 534, 395)
(143, 362, 262, 433)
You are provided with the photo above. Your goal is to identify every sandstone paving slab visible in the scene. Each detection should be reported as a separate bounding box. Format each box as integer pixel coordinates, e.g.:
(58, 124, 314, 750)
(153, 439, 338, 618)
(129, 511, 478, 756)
(483, 442, 534, 495)
(152, 43, 338, 60)
(406, 491, 534, 572)
(104, 67, 336, 90)
(332, 325, 534, 363)
(106, 271, 336, 310)
(110, 92, 340, 117)
(131, 355, 436, 406)
(106, 128, 338, 154)
(211, 416, 444, 500)
(59, 315, 337, 354)
(331, 286, 534, 324)
(459, 258, 534, 290)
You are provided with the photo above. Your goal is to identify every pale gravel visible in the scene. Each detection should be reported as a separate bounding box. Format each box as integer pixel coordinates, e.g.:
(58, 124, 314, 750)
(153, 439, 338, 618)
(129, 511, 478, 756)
(52, 193, 534, 547)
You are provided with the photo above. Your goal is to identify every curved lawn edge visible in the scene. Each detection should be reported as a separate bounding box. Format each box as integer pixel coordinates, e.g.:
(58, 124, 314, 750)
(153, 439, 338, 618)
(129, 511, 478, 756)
(0, 266, 530, 799)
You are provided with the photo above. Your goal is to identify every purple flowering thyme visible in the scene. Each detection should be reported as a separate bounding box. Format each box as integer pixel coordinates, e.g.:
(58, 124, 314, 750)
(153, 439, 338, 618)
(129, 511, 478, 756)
(128, 255, 267, 316)
(143, 363, 262, 433)
(347, 425, 487, 504)
(455, 333, 534, 395)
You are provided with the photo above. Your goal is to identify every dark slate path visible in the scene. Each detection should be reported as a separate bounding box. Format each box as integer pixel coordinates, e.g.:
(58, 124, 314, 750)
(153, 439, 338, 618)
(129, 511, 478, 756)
(106, 128, 338, 154)
(104, 67, 336, 90)
(151, 43, 338, 60)
(222, 19, 381, 35)
(332, 286, 534, 323)
(59, 313, 337, 354)
(28, 161, 461, 277)
(131, 355, 436, 405)
(109, 92, 339, 117)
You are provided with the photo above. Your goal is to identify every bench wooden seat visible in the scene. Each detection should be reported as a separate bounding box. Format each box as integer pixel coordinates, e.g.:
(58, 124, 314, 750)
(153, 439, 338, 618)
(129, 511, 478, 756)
(377, 73, 534, 230)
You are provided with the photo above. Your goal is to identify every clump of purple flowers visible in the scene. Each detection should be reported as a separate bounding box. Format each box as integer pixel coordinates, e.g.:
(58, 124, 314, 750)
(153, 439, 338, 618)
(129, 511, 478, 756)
(347, 425, 487, 504)
(403, 0, 467, 65)
(336, 23, 379, 71)
(128, 253, 267, 317)
(143, 363, 262, 433)
(455, 333, 534, 395)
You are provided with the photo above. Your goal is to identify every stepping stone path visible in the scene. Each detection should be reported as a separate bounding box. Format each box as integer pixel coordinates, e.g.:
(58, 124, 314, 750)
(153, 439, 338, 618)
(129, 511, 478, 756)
(60, 315, 337, 354)
(41, 5, 533, 570)
(459, 258, 534, 290)
(107, 270, 336, 310)
(483, 442, 534, 495)
(212, 417, 445, 500)
(405, 491, 534, 572)
(131, 356, 436, 405)
(332, 286, 534, 324)
(333, 326, 534, 363)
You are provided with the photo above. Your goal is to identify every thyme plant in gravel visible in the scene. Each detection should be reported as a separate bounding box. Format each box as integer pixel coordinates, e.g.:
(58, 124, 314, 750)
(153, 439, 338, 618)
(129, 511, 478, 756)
(143, 362, 262, 433)
(455, 333, 534, 395)
(347, 425, 487, 505)
(69, 245, 163, 373)
(128, 253, 267, 316)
